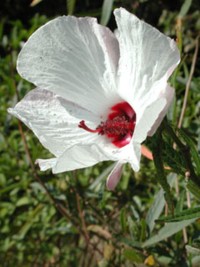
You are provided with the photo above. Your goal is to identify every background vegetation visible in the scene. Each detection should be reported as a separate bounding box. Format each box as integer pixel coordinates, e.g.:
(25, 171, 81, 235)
(0, 0, 200, 266)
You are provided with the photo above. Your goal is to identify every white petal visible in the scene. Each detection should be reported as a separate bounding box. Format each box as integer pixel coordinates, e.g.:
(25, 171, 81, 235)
(114, 8, 180, 106)
(133, 98, 167, 143)
(126, 142, 141, 171)
(106, 162, 123, 191)
(36, 158, 57, 171)
(90, 137, 141, 172)
(52, 143, 111, 173)
(101, 141, 141, 172)
(148, 85, 175, 136)
(53, 141, 141, 174)
(8, 88, 99, 157)
(17, 16, 120, 116)
(35, 136, 141, 174)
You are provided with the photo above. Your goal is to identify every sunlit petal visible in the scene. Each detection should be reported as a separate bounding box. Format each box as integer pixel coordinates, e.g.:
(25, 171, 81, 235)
(17, 16, 120, 116)
(114, 8, 180, 106)
(8, 88, 99, 157)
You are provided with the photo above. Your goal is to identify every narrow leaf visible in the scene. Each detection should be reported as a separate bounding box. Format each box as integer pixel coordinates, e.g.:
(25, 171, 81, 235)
(187, 180, 200, 201)
(146, 188, 165, 232)
(179, 0, 192, 17)
(178, 128, 200, 175)
(100, 0, 114, 26)
(175, 190, 185, 213)
(157, 206, 200, 222)
(186, 245, 200, 256)
(67, 0, 77, 15)
(123, 248, 143, 263)
(120, 208, 127, 232)
(152, 132, 174, 213)
(89, 163, 115, 190)
(17, 204, 44, 239)
(118, 237, 141, 249)
(146, 173, 176, 233)
(143, 218, 196, 247)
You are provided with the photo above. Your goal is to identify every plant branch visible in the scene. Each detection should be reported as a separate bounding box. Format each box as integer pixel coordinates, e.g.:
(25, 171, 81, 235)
(17, 102, 104, 257)
(75, 190, 90, 243)
(17, 120, 76, 223)
(178, 36, 199, 128)
(11, 63, 79, 229)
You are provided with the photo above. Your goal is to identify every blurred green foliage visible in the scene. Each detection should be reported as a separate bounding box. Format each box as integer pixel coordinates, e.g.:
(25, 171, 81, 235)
(1, 0, 200, 266)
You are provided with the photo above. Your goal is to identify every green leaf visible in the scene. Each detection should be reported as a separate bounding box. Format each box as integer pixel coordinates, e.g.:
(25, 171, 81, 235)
(0, 181, 24, 195)
(100, 0, 114, 25)
(140, 219, 147, 242)
(186, 180, 200, 201)
(179, 0, 192, 17)
(192, 256, 200, 266)
(186, 245, 200, 256)
(120, 207, 127, 232)
(143, 218, 196, 247)
(178, 128, 200, 175)
(16, 196, 30, 207)
(16, 204, 44, 239)
(118, 237, 141, 249)
(157, 206, 200, 222)
(151, 131, 174, 213)
(162, 143, 186, 175)
(123, 248, 143, 263)
(146, 174, 176, 233)
(67, 0, 77, 15)
(89, 163, 115, 191)
(175, 190, 185, 214)
(146, 188, 166, 232)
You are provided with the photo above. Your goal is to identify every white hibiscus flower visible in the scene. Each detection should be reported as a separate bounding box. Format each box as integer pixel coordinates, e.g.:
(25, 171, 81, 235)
(8, 8, 180, 190)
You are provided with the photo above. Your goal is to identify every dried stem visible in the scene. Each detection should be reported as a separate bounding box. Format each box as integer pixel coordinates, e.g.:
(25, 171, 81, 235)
(17, 99, 104, 260)
(11, 60, 79, 230)
(73, 171, 104, 257)
(177, 36, 199, 243)
(17, 120, 75, 224)
(178, 36, 199, 128)
(75, 190, 90, 243)
(16, 96, 104, 257)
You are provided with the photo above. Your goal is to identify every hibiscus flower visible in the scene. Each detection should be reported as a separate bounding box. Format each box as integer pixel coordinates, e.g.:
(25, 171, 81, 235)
(8, 8, 180, 190)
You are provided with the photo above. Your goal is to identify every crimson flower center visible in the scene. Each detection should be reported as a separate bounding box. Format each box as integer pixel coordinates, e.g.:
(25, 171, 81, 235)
(78, 102, 136, 148)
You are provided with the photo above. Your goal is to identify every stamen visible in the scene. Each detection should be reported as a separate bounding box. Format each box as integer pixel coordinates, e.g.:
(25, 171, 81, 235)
(78, 102, 136, 148)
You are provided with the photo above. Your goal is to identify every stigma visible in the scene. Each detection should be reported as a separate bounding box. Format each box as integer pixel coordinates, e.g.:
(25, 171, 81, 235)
(79, 102, 136, 148)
